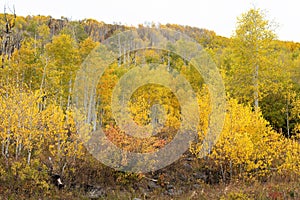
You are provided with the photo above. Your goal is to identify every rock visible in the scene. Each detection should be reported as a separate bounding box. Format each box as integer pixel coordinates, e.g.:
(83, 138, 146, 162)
(183, 163, 193, 172)
(166, 188, 183, 196)
(193, 172, 207, 181)
(86, 186, 106, 199)
(133, 198, 142, 200)
(147, 181, 160, 190)
(186, 157, 194, 161)
(178, 173, 188, 181)
(176, 189, 183, 195)
(169, 189, 175, 196)
(166, 184, 174, 190)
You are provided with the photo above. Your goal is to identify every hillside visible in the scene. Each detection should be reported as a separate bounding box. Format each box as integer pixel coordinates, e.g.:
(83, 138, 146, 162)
(0, 9, 300, 199)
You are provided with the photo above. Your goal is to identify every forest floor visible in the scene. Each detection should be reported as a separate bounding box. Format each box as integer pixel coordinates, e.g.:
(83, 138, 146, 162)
(1, 153, 299, 199)
(28, 153, 300, 200)
(44, 175, 299, 199)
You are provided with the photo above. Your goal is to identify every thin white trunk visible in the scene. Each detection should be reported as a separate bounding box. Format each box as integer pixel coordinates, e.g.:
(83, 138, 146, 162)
(286, 95, 290, 137)
(87, 85, 95, 124)
(27, 149, 31, 165)
(1, 142, 5, 157)
(118, 34, 121, 66)
(67, 78, 72, 110)
(27, 130, 32, 165)
(254, 64, 259, 111)
(167, 51, 171, 71)
(15, 137, 18, 160)
(57, 133, 61, 158)
(40, 58, 48, 91)
(123, 47, 126, 64)
(5, 130, 10, 157)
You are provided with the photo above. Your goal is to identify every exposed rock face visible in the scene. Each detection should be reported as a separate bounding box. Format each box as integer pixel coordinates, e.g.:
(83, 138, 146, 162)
(86, 185, 106, 199)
